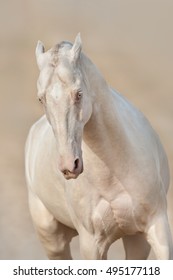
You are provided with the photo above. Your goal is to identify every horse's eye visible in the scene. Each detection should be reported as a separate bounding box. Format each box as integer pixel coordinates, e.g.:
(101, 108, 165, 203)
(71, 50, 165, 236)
(76, 90, 82, 101)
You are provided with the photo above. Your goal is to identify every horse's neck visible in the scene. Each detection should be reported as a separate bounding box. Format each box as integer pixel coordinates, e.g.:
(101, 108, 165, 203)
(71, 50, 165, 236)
(82, 55, 125, 164)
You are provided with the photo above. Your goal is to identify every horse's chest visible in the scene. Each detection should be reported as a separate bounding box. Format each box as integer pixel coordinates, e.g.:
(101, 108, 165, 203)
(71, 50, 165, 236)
(91, 198, 121, 242)
(91, 195, 140, 242)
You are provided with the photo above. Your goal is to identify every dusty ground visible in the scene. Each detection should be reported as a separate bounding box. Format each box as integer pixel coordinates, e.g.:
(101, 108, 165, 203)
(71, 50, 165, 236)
(0, 0, 173, 259)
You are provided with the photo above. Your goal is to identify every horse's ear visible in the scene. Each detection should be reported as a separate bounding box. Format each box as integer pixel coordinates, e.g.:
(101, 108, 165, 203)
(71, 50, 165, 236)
(71, 33, 82, 62)
(35, 41, 45, 70)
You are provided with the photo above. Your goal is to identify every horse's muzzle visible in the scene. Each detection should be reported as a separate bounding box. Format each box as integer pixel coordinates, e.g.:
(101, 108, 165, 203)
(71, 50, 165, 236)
(61, 158, 83, 180)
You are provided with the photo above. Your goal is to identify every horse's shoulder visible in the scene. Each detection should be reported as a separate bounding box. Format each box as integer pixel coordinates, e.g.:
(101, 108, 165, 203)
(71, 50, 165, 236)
(25, 115, 49, 170)
(25, 115, 54, 190)
(26, 115, 49, 146)
(29, 114, 48, 135)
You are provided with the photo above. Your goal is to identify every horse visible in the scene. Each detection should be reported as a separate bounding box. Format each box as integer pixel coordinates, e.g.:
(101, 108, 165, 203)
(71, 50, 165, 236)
(25, 34, 173, 259)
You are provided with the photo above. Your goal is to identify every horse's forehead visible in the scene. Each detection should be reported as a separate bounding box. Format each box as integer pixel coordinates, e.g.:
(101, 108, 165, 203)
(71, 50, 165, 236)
(56, 62, 76, 83)
(54, 55, 82, 88)
(40, 45, 81, 88)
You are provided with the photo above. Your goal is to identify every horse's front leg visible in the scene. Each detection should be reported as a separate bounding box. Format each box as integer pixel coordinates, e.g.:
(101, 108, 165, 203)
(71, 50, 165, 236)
(78, 198, 118, 259)
(78, 227, 109, 260)
(28, 190, 77, 259)
(145, 212, 173, 259)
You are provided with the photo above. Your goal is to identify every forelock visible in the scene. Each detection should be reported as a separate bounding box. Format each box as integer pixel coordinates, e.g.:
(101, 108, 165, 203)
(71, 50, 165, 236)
(51, 41, 72, 54)
(49, 41, 73, 67)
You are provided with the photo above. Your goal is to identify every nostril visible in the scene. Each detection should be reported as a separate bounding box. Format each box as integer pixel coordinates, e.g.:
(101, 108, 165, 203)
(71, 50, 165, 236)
(61, 158, 81, 176)
(74, 158, 79, 170)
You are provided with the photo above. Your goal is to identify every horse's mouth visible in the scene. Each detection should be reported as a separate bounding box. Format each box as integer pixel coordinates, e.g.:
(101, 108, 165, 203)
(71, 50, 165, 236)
(63, 165, 83, 180)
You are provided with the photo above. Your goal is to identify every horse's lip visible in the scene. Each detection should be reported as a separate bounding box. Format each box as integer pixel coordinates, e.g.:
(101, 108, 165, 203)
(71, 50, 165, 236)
(63, 166, 83, 180)
(64, 173, 78, 180)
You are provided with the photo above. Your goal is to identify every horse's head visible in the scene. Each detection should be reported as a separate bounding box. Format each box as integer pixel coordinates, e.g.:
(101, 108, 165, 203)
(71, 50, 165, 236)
(35, 34, 92, 179)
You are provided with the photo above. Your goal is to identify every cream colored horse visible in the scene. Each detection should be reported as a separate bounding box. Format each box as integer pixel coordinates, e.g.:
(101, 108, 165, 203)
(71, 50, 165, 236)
(25, 34, 173, 259)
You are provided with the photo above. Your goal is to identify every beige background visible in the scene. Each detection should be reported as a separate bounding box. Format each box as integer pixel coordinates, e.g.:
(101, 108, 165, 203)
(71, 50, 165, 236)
(0, 0, 173, 259)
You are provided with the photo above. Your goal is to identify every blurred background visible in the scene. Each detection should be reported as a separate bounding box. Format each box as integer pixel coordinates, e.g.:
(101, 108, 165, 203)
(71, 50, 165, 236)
(0, 0, 173, 259)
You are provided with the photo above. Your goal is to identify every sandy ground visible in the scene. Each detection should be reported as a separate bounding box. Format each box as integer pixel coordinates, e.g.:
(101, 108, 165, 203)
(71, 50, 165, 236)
(0, 0, 173, 259)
